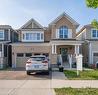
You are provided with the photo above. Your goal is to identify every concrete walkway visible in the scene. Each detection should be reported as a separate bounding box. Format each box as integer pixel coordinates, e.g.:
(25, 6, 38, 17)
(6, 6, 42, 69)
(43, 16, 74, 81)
(52, 71, 67, 80)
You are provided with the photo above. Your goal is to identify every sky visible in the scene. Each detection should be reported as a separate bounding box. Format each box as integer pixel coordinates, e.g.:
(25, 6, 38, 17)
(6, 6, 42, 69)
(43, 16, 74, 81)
(0, 0, 98, 31)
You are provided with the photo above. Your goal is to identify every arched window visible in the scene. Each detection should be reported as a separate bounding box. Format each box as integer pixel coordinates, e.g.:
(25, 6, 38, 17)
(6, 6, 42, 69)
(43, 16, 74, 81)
(59, 26, 68, 38)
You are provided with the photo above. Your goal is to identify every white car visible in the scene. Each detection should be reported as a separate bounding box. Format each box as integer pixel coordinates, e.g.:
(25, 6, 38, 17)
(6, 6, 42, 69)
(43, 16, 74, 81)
(26, 55, 50, 75)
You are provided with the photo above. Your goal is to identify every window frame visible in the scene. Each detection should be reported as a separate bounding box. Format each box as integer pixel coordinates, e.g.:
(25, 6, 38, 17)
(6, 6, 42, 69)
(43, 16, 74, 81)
(17, 53, 24, 57)
(0, 30, 4, 40)
(22, 31, 44, 42)
(91, 29, 98, 39)
(25, 53, 32, 57)
(59, 26, 68, 39)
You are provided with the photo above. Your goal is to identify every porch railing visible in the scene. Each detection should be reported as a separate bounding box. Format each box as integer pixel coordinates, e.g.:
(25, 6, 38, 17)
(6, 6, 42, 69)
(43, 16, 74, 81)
(57, 54, 76, 68)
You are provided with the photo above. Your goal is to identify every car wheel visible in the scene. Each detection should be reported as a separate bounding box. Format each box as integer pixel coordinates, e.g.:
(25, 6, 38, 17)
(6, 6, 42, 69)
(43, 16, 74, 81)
(27, 71, 30, 75)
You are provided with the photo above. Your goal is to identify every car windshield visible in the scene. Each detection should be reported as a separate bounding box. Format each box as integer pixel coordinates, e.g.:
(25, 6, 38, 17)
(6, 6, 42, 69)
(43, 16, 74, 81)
(30, 57, 45, 61)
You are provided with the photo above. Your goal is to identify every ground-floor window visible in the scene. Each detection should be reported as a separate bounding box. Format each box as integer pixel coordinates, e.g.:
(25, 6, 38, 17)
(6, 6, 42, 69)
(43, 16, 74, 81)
(17, 53, 24, 57)
(94, 53, 98, 56)
(25, 53, 32, 57)
(34, 53, 41, 56)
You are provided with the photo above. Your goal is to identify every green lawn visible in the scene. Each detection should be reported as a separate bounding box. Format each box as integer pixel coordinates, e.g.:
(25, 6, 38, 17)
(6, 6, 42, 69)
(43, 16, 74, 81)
(55, 88, 98, 95)
(64, 70, 98, 80)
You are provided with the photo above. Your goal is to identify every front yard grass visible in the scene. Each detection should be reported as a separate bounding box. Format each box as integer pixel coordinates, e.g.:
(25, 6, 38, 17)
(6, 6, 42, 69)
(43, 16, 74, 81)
(55, 88, 98, 95)
(64, 70, 98, 80)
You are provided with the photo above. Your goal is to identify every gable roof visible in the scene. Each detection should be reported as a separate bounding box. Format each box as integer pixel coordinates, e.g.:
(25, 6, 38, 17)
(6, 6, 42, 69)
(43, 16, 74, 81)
(49, 12, 79, 28)
(19, 18, 44, 29)
(76, 24, 93, 37)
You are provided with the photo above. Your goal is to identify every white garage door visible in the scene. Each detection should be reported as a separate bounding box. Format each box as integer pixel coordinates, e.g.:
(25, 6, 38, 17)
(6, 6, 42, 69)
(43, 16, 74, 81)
(16, 53, 32, 68)
(16, 53, 49, 68)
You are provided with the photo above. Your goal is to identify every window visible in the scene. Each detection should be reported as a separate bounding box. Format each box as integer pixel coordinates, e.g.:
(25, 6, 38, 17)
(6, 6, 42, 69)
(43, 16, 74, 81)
(37, 33, 40, 40)
(17, 53, 24, 57)
(92, 29, 98, 38)
(23, 32, 44, 42)
(41, 33, 43, 40)
(59, 26, 68, 39)
(0, 31, 4, 39)
(25, 53, 32, 57)
(94, 53, 98, 56)
(34, 53, 41, 55)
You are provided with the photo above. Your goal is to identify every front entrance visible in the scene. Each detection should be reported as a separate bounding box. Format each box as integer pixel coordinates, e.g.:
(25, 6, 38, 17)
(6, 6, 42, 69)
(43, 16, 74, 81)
(60, 48, 68, 63)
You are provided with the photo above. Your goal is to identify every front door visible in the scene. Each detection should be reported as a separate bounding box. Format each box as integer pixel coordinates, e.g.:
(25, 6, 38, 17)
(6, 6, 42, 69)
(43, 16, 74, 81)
(60, 48, 68, 63)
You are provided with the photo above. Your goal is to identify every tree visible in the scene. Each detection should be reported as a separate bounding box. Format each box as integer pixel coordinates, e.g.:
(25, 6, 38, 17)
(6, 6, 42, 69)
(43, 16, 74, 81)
(86, 0, 98, 29)
(86, 0, 98, 9)
(91, 19, 98, 29)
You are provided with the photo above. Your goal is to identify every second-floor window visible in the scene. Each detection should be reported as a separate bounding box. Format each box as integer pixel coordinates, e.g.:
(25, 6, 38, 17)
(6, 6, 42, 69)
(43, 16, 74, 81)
(23, 32, 44, 42)
(59, 26, 68, 39)
(0, 31, 4, 40)
(92, 29, 98, 38)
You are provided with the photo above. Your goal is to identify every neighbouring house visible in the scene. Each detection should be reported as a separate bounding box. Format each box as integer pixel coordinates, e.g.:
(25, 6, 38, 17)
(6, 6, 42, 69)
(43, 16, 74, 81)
(0, 25, 18, 68)
(76, 24, 98, 67)
(10, 12, 83, 68)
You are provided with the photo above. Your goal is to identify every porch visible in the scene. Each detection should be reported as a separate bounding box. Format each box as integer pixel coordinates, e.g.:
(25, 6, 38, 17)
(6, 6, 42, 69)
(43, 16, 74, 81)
(50, 40, 82, 68)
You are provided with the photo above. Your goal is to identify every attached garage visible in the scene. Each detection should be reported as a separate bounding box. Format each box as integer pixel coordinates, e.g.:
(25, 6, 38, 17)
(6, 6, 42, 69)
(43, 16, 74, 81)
(11, 43, 51, 68)
(15, 53, 49, 68)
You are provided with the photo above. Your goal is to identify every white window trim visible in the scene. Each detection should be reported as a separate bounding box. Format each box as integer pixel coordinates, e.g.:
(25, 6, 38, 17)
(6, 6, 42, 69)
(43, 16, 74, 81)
(59, 28, 68, 39)
(56, 29, 72, 39)
(0, 30, 4, 40)
(22, 31, 44, 42)
(91, 29, 98, 39)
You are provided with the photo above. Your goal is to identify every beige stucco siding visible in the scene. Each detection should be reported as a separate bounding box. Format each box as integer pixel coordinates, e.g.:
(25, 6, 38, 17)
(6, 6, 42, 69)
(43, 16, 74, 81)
(91, 41, 98, 50)
(90, 41, 98, 64)
(44, 30, 51, 42)
(12, 45, 51, 53)
(86, 27, 91, 39)
(82, 43, 89, 63)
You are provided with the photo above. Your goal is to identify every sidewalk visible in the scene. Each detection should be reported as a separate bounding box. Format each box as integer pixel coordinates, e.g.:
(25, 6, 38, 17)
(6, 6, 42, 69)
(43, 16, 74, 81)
(52, 71, 98, 88)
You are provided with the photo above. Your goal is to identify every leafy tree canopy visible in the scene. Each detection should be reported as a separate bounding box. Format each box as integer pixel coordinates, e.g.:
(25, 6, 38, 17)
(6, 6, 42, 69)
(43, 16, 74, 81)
(86, 0, 98, 29)
(86, 0, 98, 9)
(91, 19, 98, 29)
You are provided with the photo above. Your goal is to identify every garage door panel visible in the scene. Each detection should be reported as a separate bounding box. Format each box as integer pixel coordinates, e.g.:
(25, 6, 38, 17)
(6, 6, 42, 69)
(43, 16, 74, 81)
(16, 53, 50, 68)
(16, 57, 29, 68)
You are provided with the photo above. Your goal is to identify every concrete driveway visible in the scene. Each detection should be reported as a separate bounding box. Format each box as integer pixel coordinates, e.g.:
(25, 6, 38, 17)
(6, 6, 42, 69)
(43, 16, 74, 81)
(0, 70, 51, 80)
(0, 70, 55, 95)
(0, 80, 55, 95)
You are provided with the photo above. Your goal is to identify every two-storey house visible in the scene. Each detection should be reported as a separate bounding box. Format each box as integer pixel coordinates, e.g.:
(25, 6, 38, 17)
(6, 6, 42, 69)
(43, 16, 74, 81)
(0, 25, 18, 68)
(77, 24, 98, 66)
(11, 12, 82, 68)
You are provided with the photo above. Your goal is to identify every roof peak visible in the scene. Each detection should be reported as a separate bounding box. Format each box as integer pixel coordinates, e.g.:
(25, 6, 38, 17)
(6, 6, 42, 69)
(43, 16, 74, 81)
(49, 12, 79, 28)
